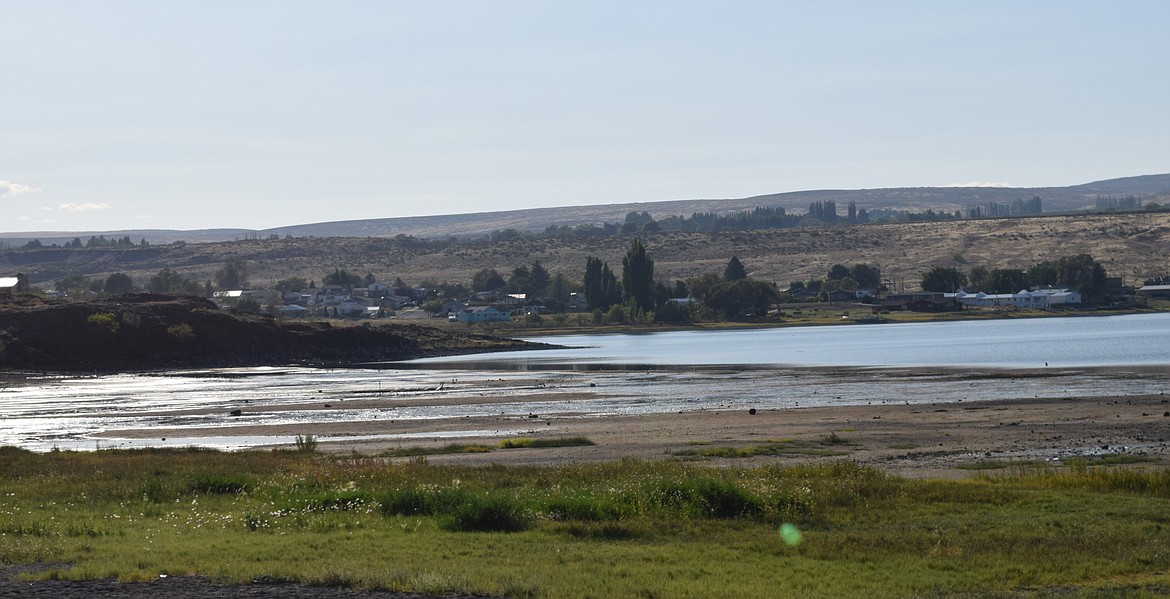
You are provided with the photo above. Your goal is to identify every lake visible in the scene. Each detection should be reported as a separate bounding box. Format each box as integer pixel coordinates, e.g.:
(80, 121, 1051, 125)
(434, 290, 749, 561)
(3, 313, 1169, 451)
(413, 312, 1170, 369)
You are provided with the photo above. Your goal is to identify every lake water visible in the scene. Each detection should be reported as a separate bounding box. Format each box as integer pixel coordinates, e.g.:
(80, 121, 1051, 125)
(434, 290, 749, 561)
(414, 313, 1170, 369)
(3, 313, 1169, 452)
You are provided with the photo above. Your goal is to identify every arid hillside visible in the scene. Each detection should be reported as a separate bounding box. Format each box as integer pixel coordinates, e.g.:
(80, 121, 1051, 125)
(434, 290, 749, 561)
(4, 212, 1169, 291)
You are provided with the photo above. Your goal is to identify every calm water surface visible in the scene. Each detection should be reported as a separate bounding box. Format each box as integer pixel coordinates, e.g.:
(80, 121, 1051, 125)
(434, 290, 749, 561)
(415, 313, 1170, 369)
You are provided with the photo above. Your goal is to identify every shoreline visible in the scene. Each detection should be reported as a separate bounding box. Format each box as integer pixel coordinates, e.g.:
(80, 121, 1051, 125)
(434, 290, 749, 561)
(93, 391, 1170, 479)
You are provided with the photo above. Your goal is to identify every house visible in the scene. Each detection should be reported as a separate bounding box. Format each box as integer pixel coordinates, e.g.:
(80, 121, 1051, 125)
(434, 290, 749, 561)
(0, 274, 29, 297)
(456, 306, 511, 323)
(352, 283, 392, 299)
(881, 292, 962, 312)
(824, 289, 856, 303)
(335, 297, 374, 318)
(1137, 284, 1170, 300)
(950, 289, 1081, 309)
(278, 304, 310, 318)
(378, 294, 413, 309)
(565, 292, 588, 311)
(433, 300, 467, 317)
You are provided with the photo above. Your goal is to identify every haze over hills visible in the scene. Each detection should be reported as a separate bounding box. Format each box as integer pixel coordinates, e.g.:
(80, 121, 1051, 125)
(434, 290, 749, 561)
(3, 174, 1169, 247)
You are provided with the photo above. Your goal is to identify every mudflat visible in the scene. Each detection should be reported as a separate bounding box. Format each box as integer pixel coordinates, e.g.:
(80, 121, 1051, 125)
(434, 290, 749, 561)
(326, 393, 1170, 478)
(104, 389, 1170, 479)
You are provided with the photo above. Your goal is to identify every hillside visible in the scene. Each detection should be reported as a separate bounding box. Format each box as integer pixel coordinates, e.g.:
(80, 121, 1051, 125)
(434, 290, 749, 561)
(3, 174, 1168, 246)
(0, 294, 547, 372)
(4, 211, 1170, 292)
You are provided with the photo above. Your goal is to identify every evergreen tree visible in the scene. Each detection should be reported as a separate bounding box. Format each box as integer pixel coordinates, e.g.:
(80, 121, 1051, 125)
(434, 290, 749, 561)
(724, 256, 747, 281)
(529, 260, 550, 297)
(621, 238, 655, 312)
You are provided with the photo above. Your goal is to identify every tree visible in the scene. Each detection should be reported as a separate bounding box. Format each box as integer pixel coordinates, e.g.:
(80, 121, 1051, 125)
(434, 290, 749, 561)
(214, 259, 248, 290)
(1026, 261, 1059, 288)
(55, 274, 91, 296)
(849, 264, 882, 290)
(529, 261, 550, 297)
(706, 279, 778, 319)
(507, 266, 532, 294)
(827, 264, 851, 281)
(235, 296, 262, 314)
(724, 256, 747, 281)
(146, 268, 202, 296)
(583, 256, 620, 311)
(546, 273, 574, 311)
(921, 267, 967, 292)
(968, 266, 991, 292)
(621, 238, 655, 312)
(1054, 254, 1108, 302)
(103, 272, 135, 295)
(472, 268, 506, 293)
(686, 272, 724, 305)
(989, 269, 1029, 294)
(275, 277, 310, 293)
(322, 268, 363, 288)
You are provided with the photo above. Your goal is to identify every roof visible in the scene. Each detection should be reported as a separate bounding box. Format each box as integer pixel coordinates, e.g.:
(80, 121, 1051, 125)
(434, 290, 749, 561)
(0, 277, 19, 289)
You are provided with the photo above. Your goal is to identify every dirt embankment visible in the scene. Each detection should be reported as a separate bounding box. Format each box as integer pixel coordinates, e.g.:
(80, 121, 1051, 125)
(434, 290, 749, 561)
(0, 294, 545, 372)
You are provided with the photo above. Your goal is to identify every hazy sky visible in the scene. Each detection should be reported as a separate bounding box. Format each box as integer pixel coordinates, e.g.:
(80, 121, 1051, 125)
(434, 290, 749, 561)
(3, 1, 1168, 233)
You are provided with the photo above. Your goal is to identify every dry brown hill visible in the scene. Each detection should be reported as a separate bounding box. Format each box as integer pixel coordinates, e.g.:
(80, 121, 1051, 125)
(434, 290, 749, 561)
(4, 212, 1169, 291)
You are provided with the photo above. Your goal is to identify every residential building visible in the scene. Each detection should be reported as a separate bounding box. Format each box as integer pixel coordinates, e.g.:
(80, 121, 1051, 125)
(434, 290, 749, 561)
(456, 306, 511, 323)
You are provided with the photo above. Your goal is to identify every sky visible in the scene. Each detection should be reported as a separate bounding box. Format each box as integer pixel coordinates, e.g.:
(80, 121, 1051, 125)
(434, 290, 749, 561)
(2, 1, 1168, 233)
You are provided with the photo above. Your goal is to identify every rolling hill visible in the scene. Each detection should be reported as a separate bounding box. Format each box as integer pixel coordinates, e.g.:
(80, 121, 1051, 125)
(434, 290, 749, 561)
(3, 174, 1169, 246)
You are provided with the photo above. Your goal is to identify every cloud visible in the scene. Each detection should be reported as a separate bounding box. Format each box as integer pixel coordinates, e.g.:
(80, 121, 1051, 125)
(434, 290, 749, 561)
(0, 179, 42, 197)
(58, 202, 111, 212)
(944, 181, 1013, 188)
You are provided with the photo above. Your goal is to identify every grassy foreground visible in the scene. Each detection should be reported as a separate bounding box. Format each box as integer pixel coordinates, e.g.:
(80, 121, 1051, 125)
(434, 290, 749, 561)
(1, 447, 1168, 598)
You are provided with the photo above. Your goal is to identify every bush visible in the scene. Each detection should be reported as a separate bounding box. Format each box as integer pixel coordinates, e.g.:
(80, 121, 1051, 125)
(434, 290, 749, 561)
(295, 434, 318, 453)
(166, 323, 195, 338)
(186, 474, 253, 495)
(646, 477, 763, 519)
(380, 487, 471, 516)
(441, 495, 532, 532)
(545, 495, 625, 522)
(87, 312, 120, 334)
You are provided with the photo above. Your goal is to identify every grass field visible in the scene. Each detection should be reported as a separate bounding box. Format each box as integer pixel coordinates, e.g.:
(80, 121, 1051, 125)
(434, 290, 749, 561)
(1, 446, 1168, 598)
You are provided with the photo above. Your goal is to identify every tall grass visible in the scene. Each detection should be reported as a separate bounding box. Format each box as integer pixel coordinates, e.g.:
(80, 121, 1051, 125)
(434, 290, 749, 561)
(2, 447, 1169, 598)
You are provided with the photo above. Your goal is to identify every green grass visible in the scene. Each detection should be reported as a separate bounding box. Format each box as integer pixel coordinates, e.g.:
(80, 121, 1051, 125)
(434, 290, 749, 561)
(497, 436, 596, 449)
(672, 438, 855, 459)
(1, 446, 1169, 598)
(375, 437, 594, 457)
(379, 443, 494, 457)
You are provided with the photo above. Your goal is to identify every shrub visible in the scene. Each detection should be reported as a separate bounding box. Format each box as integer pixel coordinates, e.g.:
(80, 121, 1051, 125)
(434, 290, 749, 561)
(545, 495, 625, 522)
(380, 487, 471, 516)
(166, 323, 195, 338)
(186, 474, 252, 495)
(441, 495, 532, 532)
(295, 434, 318, 453)
(87, 312, 120, 334)
(300, 490, 373, 513)
(646, 477, 763, 519)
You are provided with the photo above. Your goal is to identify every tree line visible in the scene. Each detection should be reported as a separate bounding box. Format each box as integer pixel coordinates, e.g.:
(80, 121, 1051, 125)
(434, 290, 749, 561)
(920, 254, 1112, 303)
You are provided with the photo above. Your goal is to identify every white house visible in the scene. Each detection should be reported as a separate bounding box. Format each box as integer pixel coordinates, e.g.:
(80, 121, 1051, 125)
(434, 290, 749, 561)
(950, 289, 1081, 308)
(456, 306, 511, 323)
(0, 274, 28, 297)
